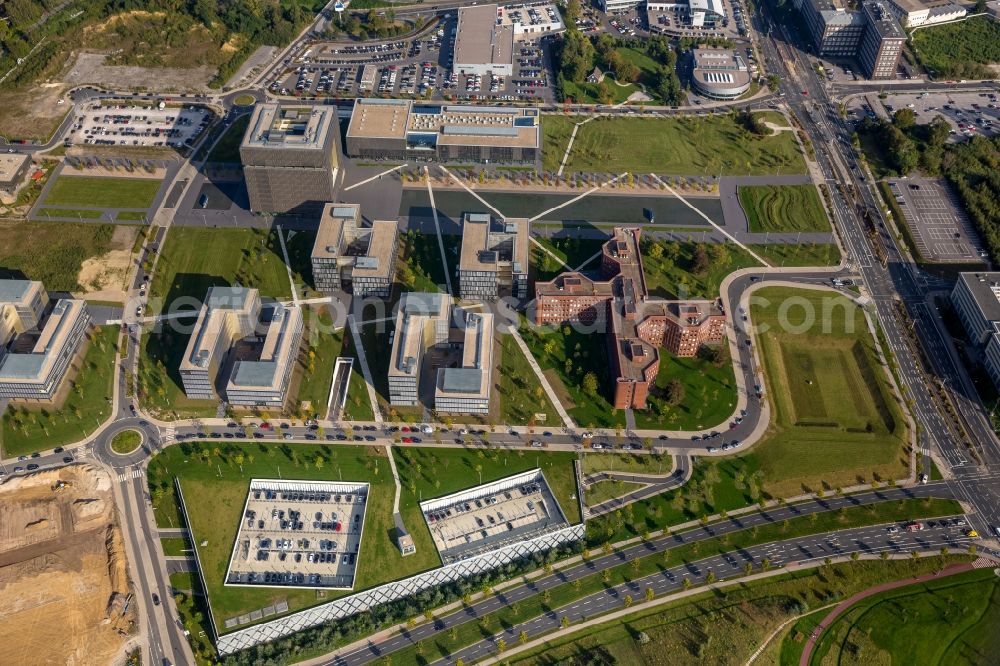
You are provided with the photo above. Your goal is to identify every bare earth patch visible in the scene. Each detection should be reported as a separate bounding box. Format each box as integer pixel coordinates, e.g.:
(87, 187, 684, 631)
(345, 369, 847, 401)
(75, 226, 137, 299)
(0, 85, 70, 142)
(0, 465, 135, 666)
(65, 52, 216, 91)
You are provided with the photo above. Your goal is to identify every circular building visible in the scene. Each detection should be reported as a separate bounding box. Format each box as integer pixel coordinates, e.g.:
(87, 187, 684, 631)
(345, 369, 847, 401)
(691, 48, 752, 100)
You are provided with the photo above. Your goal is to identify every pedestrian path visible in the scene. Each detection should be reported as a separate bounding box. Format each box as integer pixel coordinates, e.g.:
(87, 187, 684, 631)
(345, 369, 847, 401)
(275, 224, 299, 306)
(556, 115, 597, 177)
(162, 425, 176, 443)
(507, 329, 575, 429)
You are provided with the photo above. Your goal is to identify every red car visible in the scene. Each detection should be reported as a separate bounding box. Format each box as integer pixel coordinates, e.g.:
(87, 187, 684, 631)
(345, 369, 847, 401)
(904, 521, 924, 532)
(402, 437, 413, 444)
(801, 90, 808, 96)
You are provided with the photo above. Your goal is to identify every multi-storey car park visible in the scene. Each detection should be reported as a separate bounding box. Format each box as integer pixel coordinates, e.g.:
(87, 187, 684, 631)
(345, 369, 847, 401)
(458, 213, 530, 301)
(534, 228, 725, 409)
(345, 98, 540, 164)
(180, 287, 303, 408)
(224, 479, 370, 591)
(310, 203, 400, 298)
(239, 103, 340, 214)
(0, 280, 91, 403)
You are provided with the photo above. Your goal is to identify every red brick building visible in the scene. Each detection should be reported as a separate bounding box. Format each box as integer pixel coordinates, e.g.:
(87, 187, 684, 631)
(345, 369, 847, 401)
(534, 228, 726, 409)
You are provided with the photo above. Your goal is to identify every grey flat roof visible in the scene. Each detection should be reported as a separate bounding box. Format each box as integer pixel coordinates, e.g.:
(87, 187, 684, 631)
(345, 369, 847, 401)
(439, 367, 484, 393)
(862, 1, 905, 37)
(402, 292, 447, 316)
(232, 361, 279, 387)
(958, 272, 1000, 323)
(0, 279, 34, 302)
(0, 353, 46, 379)
(442, 125, 519, 137)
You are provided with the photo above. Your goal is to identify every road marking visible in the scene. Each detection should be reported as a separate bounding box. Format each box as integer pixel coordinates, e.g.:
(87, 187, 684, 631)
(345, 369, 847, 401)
(343, 163, 407, 191)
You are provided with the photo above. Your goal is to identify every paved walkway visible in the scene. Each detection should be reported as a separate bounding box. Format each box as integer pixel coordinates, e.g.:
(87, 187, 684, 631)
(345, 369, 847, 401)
(556, 115, 598, 177)
(527, 172, 627, 223)
(507, 329, 575, 429)
(798, 562, 975, 666)
(275, 224, 299, 306)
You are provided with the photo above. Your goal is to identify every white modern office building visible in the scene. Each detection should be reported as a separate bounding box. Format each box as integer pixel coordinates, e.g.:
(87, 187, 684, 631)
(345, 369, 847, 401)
(951, 272, 1000, 391)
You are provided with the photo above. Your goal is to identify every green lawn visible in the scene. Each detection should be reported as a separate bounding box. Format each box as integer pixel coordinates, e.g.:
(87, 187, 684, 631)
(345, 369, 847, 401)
(580, 451, 672, 476)
(585, 479, 644, 506)
(738, 184, 830, 233)
(519, 317, 626, 429)
(111, 429, 142, 454)
(641, 240, 762, 299)
(137, 321, 220, 420)
(149, 227, 297, 311)
(297, 311, 373, 422)
(748, 287, 909, 498)
(543, 114, 807, 175)
(912, 15, 1000, 80)
(498, 333, 560, 428)
(531, 236, 606, 281)
(161, 537, 193, 557)
(808, 567, 1000, 665)
(0, 222, 116, 291)
(37, 208, 105, 219)
(633, 347, 737, 431)
(206, 114, 250, 163)
(147, 442, 441, 633)
(1, 327, 118, 457)
(752, 242, 841, 267)
(563, 79, 641, 105)
(44, 175, 162, 208)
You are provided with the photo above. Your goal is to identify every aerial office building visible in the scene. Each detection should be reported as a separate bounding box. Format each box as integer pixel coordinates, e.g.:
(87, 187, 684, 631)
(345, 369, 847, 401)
(180, 287, 303, 407)
(794, 0, 905, 77)
(388, 292, 495, 414)
(458, 214, 530, 301)
(311, 203, 400, 298)
(535, 229, 725, 409)
(346, 99, 540, 164)
(691, 48, 752, 99)
(0, 153, 30, 195)
(240, 104, 339, 214)
(0, 280, 91, 402)
(646, 0, 727, 26)
(952, 272, 1000, 392)
(883, 0, 964, 27)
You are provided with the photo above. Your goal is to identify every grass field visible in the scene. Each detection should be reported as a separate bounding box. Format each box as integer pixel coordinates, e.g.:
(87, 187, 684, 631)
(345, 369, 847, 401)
(115, 211, 150, 222)
(585, 479, 644, 506)
(297, 312, 373, 422)
(912, 15, 1000, 80)
(542, 114, 806, 175)
(1, 327, 118, 457)
(530, 235, 606, 285)
(206, 115, 251, 163)
(395, 231, 460, 294)
(137, 321, 221, 420)
(580, 451, 672, 476)
(498, 333, 560, 428)
(44, 175, 162, 209)
(147, 442, 441, 633)
(738, 184, 830, 233)
(519, 317, 627, 429)
(0, 222, 117, 291)
(111, 430, 142, 454)
(160, 537, 193, 557)
(748, 287, 909, 497)
(507, 557, 971, 666)
(149, 227, 301, 311)
(808, 567, 1000, 665)
(634, 347, 737, 431)
(563, 79, 640, 105)
(753, 242, 841, 267)
(641, 240, 761, 299)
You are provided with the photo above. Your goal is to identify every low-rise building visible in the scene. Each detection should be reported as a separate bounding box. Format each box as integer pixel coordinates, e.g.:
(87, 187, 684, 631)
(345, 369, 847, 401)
(0, 153, 31, 195)
(691, 48, 752, 99)
(535, 228, 725, 409)
(0, 280, 91, 402)
(454, 4, 515, 77)
(884, 0, 965, 26)
(388, 292, 451, 407)
(346, 99, 540, 164)
(951, 272, 1000, 391)
(311, 203, 399, 298)
(458, 213, 529, 301)
(180, 287, 303, 407)
(434, 310, 494, 414)
(647, 0, 726, 26)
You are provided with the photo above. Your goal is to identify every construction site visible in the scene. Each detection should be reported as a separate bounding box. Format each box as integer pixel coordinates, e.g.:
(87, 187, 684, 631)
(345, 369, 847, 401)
(0, 464, 135, 665)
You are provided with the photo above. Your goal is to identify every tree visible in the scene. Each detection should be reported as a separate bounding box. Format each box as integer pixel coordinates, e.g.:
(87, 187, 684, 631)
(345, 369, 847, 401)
(665, 379, 686, 406)
(519, 630, 529, 645)
(565, 0, 582, 23)
(648, 243, 664, 260)
(624, 594, 633, 607)
(692, 244, 711, 276)
(645, 587, 655, 602)
(561, 615, 571, 629)
(706, 570, 716, 584)
(496, 638, 507, 653)
(893, 108, 916, 130)
(555, 30, 595, 83)
(582, 372, 599, 396)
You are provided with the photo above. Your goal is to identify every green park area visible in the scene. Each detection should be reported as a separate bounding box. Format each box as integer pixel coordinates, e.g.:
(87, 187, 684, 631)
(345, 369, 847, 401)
(541, 114, 806, 175)
(581, 451, 672, 476)
(146, 441, 579, 635)
(1, 327, 118, 457)
(507, 556, 974, 666)
(0, 222, 118, 291)
(748, 286, 909, 498)
(738, 184, 830, 233)
(634, 346, 737, 432)
(149, 227, 311, 310)
(294, 310, 373, 422)
(110, 429, 142, 455)
(530, 236, 606, 284)
(206, 114, 251, 163)
(912, 16, 1000, 80)
(805, 565, 1000, 665)
(44, 175, 162, 209)
(585, 479, 644, 506)
(395, 230, 460, 294)
(498, 334, 561, 428)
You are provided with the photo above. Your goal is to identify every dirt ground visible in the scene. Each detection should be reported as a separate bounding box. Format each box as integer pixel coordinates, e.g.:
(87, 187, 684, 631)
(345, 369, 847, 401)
(65, 52, 216, 91)
(0, 464, 135, 666)
(76, 226, 139, 299)
(0, 84, 70, 142)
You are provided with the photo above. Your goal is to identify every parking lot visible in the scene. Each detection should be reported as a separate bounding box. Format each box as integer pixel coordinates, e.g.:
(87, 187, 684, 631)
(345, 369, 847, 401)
(849, 90, 1000, 141)
(225, 480, 369, 590)
(421, 470, 569, 564)
(886, 177, 986, 264)
(266, 12, 553, 103)
(66, 103, 212, 149)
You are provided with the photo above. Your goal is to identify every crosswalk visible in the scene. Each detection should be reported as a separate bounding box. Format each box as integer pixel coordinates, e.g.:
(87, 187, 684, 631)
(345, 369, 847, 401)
(162, 426, 176, 444)
(117, 468, 144, 482)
